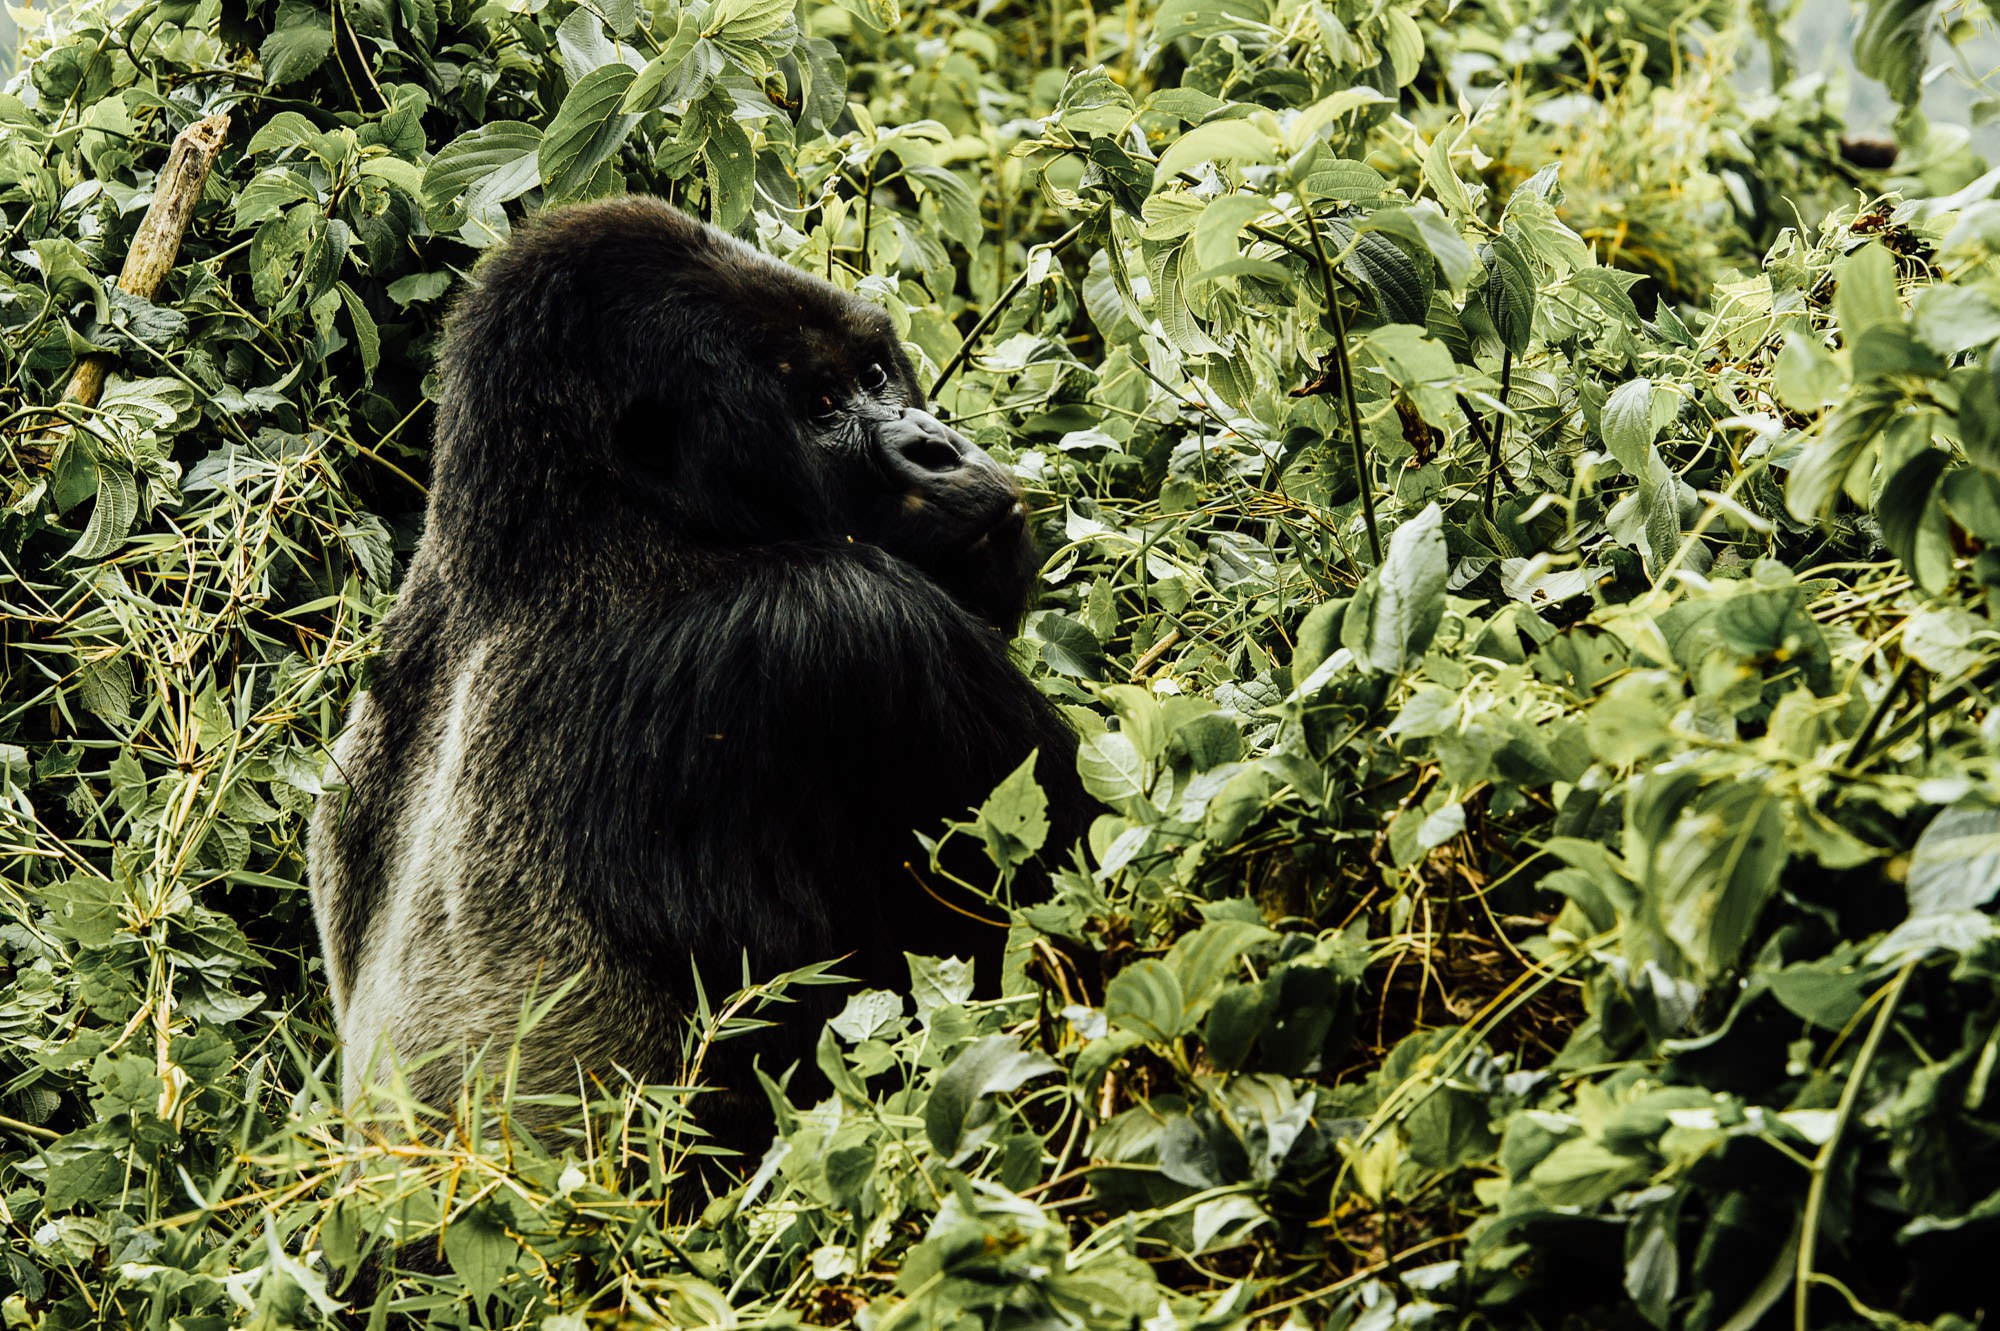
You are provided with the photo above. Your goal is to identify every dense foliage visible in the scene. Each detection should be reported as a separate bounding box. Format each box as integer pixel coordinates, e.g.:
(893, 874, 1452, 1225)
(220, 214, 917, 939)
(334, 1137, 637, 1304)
(4, 0, 2000, 1324)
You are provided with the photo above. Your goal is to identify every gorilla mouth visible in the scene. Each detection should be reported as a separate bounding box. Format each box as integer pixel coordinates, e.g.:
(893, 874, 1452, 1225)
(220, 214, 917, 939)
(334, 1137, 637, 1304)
(975, 500, 1028, 548)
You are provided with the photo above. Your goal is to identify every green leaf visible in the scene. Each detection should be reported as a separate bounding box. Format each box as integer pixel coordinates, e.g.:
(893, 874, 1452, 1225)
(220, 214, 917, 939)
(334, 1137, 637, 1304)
(1855, 0, 1942, 112)
(837, 0, 898, 30)
(1869, 802, 2000, 962)
(1152, 241, 1227, 355)
(441, 1202, 517, 1308)
(1204, 767, 1271, 844)
(1356, 503, 1447, 673)
(1601, 378, 1659, 476)
(1344, 230, 1429, 327)
(704, 0, 792, 41)
(1166, 917, 1275, 1007)
(703, 113, 754, 231)
(1102, 684, 1165, 762)
(1907, 803, 2000, 917)
(540, 65, 641, 200)
(1053, 68, 1136, 137)
(1078, 731, 1148, 810)
(358, 154, 424, 197)
(1625, 1198, 1681, 1328)
(1478, 234, 1535, 355)
(1774, 333, 1845, 411)
(1656, 786, 1787, 978)
(1877, 447, 1952, 592)
(1377, 7, 1424, 86)
(1943, 465, 2000, 542)
(1913, 284, 2000, 355)
(1423, 126, 1478, 219)
(555, 5, 620, 81)
(1368, 203, 1479, 292)
(245, 111, 320, 156)
(1834, 242, 1902, 340)
(422, 121, 544, 219)
(1361, 323, 1456, 426)
(1299, 158, 1388, 204)
(594, 0, 637, 33)
(43, 1128, 126, 1211)
(924, 1035, 1057, 1160)
(1035, 613, 1104, 679)
(1153, 117, 1275, 186)
(1529, 1137, 1650, 1207)
(1291, 599, 1347, 692)
(1283, 88, 1392, 150)
(42, 875, 123, 946)
(975, 751, 1049, 871)
(829, 989, 904, 1042)
(259, 0, 333, 87)
(67, 463, 139, 562)
(336, 283, 380, 380)
(1786, 383, 1902, 520)
(1203, 981, 1275, 1067)
(1190, 194, 1271, 278)
(1763, 958, 1867, 1028)
(621, 20, 713, 113)
(1105, 958, 1188, 1042)
(906, 164, 981, 249)
(75, 655, 132, 725)
(386, 270, 451, 308)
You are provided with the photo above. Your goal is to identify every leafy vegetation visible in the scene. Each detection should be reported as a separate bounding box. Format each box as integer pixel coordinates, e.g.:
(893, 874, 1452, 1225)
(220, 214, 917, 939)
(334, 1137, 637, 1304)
(4, 0, 2000, 1324)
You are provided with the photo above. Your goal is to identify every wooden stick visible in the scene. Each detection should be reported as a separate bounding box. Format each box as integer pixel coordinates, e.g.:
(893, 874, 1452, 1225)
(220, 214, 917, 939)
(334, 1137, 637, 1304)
(60, 111, 230, 409)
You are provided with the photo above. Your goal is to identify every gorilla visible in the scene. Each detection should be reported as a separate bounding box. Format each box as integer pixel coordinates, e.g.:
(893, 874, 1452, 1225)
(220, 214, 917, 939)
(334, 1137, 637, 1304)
(309, 196, 1087, 1154)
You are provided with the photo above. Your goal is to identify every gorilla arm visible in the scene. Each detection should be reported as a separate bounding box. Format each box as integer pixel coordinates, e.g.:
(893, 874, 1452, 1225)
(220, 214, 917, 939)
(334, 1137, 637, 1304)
(564, 542, 1086, 998)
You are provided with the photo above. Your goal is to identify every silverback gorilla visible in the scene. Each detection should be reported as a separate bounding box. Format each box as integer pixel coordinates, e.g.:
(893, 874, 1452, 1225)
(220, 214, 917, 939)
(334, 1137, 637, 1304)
(309, 197, 1087, 1146)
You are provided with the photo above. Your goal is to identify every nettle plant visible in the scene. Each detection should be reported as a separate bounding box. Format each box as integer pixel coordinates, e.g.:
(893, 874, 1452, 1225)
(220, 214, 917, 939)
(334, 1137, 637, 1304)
(5, 0, 2000, 1324)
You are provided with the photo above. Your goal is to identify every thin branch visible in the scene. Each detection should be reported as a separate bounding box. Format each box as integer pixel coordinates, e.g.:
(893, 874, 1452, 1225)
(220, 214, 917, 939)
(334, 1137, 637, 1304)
(1796, 962, 1914, 1331)
(931, 219, 1089, 399)
(1299, 199, 1380, 564)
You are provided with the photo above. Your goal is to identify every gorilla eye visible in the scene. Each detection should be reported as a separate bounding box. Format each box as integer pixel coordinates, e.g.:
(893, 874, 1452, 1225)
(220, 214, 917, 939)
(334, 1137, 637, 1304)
(812, 393, 843, 423)
(861, 361, 890, 392)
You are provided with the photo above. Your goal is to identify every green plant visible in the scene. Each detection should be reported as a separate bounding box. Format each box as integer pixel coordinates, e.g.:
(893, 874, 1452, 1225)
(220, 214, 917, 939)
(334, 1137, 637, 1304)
(5, 0, 2000, 1325)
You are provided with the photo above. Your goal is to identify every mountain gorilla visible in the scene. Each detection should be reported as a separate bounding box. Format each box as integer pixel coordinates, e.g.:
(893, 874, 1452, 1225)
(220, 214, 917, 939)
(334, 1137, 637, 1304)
(309, 197, 1088, 1156)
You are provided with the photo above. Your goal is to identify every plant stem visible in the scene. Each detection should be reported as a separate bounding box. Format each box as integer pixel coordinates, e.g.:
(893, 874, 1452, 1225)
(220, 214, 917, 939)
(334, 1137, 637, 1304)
(860, 159, 875, 276)
(1845, 657, 1915, 769)
(1300, 200, 1380, 564)
(1795, 961, 1914, 1331)
(931, 218, 1088, 398)
(1461, 393, 1504, 518)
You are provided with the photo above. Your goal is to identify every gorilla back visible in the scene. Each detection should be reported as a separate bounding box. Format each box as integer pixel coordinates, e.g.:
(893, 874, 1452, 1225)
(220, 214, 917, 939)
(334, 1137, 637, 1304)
(309, 197, 1085, 1134)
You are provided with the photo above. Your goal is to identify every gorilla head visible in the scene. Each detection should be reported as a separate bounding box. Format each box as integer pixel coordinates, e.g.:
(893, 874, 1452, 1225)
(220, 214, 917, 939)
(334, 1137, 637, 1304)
(310, 198, 1090, 1186)
(425, 197, 1034, 628)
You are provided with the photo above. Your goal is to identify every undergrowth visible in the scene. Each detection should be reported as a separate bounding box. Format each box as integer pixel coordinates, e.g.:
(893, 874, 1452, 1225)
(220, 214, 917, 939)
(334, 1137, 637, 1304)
(5, 0, 2000, 1326)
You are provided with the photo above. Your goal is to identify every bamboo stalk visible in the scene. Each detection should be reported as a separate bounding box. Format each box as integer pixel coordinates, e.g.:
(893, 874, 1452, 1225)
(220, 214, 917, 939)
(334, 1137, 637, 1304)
(60, 111, 230, 409)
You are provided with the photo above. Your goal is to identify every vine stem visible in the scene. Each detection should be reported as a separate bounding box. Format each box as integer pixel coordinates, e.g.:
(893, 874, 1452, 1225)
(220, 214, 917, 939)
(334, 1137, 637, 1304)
(931, 218, 1088, 399)
(1300, 199, 1380, 564)
(859, 159, 876, 276)
(1844, 656, 1915, 769)
(1795, 961, 1915, 1331)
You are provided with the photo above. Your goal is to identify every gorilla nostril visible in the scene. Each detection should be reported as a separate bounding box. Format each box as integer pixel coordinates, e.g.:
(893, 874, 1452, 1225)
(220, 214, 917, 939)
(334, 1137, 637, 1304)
(900, 436, 962, 474)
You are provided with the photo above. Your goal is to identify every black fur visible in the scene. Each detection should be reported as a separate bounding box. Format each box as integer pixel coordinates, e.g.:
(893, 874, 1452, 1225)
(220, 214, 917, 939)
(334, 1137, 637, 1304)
(309, 197, 1087, 1154)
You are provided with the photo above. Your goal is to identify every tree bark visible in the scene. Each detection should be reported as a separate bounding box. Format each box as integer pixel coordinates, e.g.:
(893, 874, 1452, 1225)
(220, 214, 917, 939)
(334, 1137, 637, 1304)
(60, 111, 230, 409)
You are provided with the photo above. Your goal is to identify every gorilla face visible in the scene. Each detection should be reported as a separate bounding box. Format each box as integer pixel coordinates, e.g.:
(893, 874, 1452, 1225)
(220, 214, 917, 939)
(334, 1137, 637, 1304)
(446, 198, 1038, 630)
(781, 335, 1035, 630)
